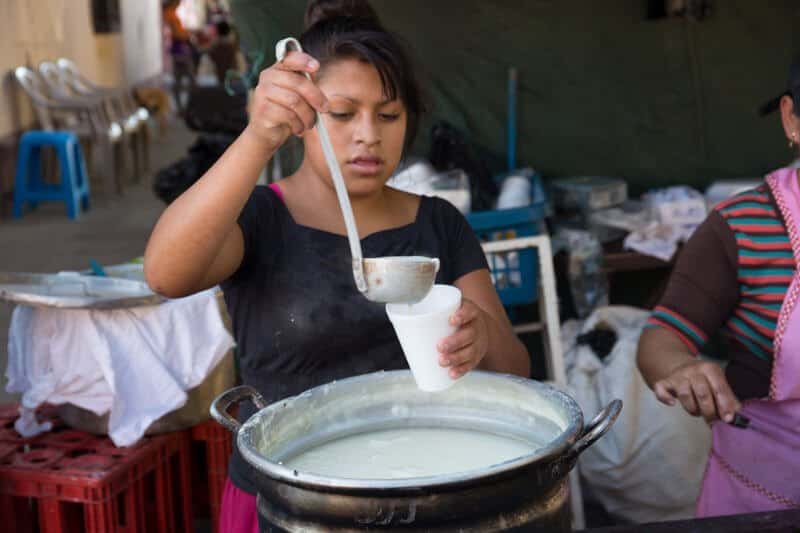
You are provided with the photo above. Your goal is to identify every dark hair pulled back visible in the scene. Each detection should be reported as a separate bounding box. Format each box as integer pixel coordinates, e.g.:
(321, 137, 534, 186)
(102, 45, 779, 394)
(300, 0, 425, 153)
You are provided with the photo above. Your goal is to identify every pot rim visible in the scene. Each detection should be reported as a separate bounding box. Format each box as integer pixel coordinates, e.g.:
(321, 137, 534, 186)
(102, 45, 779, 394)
(235, 370, 584, 492)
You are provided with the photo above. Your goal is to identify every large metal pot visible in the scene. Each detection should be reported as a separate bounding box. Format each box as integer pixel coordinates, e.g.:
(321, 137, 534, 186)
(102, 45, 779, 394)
(212, 371, 621, 532)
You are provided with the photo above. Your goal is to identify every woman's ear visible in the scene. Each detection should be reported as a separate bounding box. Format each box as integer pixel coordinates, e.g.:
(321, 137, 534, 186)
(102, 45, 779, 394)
(780, 95, 800, 146)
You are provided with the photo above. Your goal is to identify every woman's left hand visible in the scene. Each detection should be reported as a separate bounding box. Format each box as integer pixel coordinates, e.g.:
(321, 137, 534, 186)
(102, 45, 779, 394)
(437, 299, 490, 379)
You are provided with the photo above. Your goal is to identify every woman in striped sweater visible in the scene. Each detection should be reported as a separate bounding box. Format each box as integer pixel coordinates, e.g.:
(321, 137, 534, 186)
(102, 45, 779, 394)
(637, 55, 800, 517)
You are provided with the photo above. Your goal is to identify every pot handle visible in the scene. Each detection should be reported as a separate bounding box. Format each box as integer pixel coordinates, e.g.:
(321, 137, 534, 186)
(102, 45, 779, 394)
(210, 385, 267, 434)
(565, 399, 623, 462)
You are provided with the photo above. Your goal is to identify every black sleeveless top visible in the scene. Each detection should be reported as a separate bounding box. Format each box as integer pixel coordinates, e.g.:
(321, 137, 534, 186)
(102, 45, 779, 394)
(221, 185, 488, 493)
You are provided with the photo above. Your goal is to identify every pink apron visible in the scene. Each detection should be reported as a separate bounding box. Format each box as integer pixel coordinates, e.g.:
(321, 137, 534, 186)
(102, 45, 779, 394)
(696, 167, 800, 516)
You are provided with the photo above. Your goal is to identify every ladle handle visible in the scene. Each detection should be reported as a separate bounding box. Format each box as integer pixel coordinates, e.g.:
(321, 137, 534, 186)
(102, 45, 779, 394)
(210, 385, 267, 434)
(565, 399, 622, 462)
(275, 37, 368, 293)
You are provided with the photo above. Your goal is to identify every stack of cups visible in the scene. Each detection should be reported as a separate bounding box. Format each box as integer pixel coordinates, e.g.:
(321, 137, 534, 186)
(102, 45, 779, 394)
(386, 285, 462, 392)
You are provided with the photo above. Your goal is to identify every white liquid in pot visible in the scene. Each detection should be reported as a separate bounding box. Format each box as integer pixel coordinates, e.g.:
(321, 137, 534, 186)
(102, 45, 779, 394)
(283, 427, 537, 479)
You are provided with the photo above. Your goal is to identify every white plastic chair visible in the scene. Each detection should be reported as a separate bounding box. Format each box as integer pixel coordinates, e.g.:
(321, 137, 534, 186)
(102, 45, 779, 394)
(14, 66, 125, 196)
(56, 58, 152, 179)
(481, 235, 584, 530)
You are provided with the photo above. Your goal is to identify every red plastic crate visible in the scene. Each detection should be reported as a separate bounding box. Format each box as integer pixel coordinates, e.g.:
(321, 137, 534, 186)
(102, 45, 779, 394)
(0, 442, 16, 461)
(10, 447, 66, 469)
(0, 425, 31, 445)
(0, 403, 21, 420)
(0, 404, 193, 533)
(0, 406, 64, 446)
(153, 431, 193, 533)
(94, 436, 149, 457)
(0, 493, 37, 532)
(191, 419, 232, 533)
(37, 429, 95, 450)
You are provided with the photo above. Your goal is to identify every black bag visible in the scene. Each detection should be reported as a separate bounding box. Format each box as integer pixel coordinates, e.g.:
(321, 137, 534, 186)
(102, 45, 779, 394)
(183, 86, 248, 135)
(153, 133, 235, 204)
(428, 121, 499, 211)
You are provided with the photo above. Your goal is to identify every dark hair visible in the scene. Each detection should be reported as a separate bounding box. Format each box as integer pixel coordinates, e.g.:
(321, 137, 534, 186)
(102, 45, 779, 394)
(304, 0, 379, 29)
(300, 0, 425, 154)
(759, 54, 800, 118)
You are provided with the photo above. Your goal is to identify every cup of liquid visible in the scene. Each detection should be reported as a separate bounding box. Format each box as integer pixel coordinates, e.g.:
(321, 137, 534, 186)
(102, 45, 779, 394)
(386, 284, 462, 392)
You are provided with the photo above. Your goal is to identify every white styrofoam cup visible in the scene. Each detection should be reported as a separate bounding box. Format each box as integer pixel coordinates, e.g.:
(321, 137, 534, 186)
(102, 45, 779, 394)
(386, 284, 462, 392)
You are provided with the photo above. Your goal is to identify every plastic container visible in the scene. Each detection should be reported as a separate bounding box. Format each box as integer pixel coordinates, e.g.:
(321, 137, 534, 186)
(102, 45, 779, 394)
(466, 170, 550, 307)
(551, 176, 627, 211)
(389, 162, 472, 214)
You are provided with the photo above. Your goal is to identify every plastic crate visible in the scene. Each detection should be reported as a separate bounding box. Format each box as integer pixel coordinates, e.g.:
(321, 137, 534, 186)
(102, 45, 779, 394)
(191, 419, 233, 533)
(0, 404, 192, 533)
(466, 171, 550, 307)
(0, 404, 64, 446)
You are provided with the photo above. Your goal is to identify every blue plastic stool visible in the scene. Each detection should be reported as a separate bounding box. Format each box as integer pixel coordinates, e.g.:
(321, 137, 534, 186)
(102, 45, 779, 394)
(12, 131, 91, 220)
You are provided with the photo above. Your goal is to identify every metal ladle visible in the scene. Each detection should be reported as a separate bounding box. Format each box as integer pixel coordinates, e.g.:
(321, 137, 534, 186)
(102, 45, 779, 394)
(275, 37, 439, 304)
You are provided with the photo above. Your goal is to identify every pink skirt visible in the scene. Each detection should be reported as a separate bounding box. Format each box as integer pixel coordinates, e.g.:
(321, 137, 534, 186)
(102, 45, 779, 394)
(219, 478, 259, 533)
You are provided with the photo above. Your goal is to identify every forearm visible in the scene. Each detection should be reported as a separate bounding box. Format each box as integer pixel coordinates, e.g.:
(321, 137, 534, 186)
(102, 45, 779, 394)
(144, 127, 275, 295)
(636, 327, 695, 389)
(480, 317, 531, 378)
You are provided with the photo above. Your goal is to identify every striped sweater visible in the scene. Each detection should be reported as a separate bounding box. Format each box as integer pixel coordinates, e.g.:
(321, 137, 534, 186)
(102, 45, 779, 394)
(646, 185, 793, 395)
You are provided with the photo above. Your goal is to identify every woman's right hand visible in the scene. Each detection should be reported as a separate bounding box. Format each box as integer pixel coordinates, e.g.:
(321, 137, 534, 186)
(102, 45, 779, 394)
(245, 50, 330, 151)
(652, 359, 741, 423)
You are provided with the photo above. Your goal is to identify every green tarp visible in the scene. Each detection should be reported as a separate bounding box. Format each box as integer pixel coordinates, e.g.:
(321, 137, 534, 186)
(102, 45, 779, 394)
(230, 0, 798, 193)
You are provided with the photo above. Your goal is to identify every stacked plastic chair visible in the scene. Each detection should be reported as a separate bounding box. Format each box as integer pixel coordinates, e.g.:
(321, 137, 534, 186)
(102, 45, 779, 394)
(14, 66, 125, 197)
